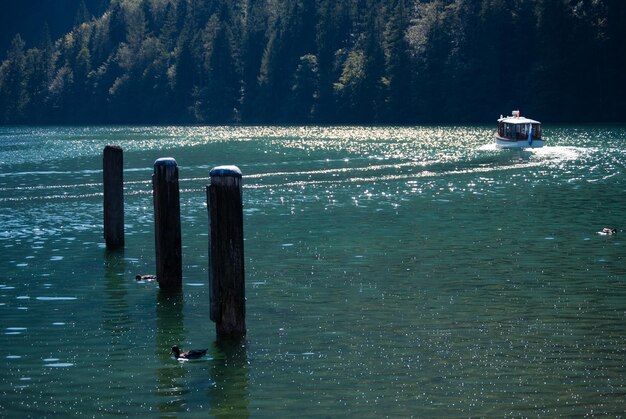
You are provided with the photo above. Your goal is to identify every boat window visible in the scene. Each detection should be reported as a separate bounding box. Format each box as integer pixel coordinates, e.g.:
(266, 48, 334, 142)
(532, 124, 541, 139)
(500, 121, 542, 141)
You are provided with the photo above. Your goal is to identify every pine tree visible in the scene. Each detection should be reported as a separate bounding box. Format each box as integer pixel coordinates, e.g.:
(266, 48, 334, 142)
(75, 0, 93, 27)
(381, 0, 410, 122)
(290, 53, 319, 122)
(0, 35, 28, 122)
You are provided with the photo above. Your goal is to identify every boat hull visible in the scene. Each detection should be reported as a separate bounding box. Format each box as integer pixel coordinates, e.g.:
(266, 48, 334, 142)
(495, 135, 544, 149)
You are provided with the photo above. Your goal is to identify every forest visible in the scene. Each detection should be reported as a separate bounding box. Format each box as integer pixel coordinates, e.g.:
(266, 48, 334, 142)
(0, 0, 624, 125)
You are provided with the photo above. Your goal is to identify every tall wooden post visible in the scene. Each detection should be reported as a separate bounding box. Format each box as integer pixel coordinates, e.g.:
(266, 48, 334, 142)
(153, 158, 182, 290)
(103, 145, 124, 249)
(208, 165, 246, 339)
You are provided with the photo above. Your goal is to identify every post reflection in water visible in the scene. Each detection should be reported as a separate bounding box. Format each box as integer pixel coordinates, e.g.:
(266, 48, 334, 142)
(154, 291, 250, 416)
(103, 249, 129, 353)
(155, 289, 186, 414)
(208, 339, 250, 417)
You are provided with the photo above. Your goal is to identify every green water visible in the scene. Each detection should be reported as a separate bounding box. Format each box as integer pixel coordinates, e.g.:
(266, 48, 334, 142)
(1, 125, 625, 416)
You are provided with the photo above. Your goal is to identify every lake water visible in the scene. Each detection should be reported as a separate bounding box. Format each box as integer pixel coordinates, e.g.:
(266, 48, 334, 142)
(1, 125, 625, 416)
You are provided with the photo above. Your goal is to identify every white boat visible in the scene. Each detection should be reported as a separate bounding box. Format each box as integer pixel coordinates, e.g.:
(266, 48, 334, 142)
(495, 110, 544, 148)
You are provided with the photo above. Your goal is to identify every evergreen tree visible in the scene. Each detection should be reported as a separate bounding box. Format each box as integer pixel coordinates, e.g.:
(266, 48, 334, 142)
(381, 0, 411, 122)
(334, 49, 367, 121)
(194, 13, 240, 122)
(75, 0, 93, 27)
(159, 3, 179, 52)
(0, 35, 28, 122)
(290, 53, 319, 121)
(240, 0, 271, 122)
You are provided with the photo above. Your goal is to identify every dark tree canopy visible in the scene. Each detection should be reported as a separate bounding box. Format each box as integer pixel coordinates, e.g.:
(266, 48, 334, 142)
(0, 0, 109, 54)
(1, 0, 625, 125)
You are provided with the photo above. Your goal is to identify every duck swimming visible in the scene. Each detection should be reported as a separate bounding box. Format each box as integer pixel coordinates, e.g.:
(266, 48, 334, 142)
(598, 227, 617, 236)
(171, 345, 207, 360)
(135, 274, 157, 282)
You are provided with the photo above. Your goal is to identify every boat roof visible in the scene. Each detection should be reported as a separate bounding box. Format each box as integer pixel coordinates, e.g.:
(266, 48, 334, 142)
(498, 116, 540, 124)
(498, 111, 540, 124)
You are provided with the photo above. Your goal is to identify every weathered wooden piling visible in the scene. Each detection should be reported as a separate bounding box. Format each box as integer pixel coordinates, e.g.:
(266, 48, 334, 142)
(103, 145, 124, 249)
(207, 165, 246, 339)
(153, 158, 182, 290)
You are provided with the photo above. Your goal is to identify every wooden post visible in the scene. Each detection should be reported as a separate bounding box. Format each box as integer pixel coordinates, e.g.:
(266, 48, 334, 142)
(208, 165, 246, 339)
(153, 158, 182, 290)
(103, 145, 124, 249)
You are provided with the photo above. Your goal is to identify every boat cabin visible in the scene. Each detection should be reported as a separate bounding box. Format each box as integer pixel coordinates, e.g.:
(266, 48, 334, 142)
(497, 110, 542, 141)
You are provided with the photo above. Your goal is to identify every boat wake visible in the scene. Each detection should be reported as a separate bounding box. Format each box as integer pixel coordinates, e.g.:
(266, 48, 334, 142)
(0, 143, 595, 203)
(477, 144, 586, 161)
(477, 143, 498, 151)
(532, 145, 587, 160)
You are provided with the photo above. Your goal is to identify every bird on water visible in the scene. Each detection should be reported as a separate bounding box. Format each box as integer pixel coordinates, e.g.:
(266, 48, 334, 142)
(171, 345, 208, 360)
(136, 274, 157, 281)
